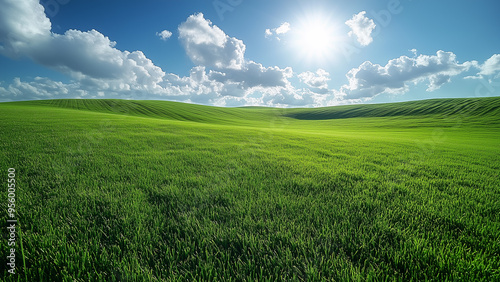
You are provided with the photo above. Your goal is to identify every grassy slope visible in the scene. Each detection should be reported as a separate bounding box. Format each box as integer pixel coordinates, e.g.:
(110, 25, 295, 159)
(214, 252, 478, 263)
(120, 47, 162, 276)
(12, 99, 280, 127)
(12, 96, 500, 123)
(286, 97, 500, 120)
(1, 98, 499, 281)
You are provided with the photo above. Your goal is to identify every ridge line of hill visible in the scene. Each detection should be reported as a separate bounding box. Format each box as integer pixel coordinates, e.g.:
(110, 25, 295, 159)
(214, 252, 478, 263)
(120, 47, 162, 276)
(1, 97, 498, 124)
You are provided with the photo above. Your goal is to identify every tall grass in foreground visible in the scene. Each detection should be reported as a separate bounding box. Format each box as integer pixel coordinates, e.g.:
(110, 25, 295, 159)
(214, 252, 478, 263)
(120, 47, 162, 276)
(0, 99, 499, 281)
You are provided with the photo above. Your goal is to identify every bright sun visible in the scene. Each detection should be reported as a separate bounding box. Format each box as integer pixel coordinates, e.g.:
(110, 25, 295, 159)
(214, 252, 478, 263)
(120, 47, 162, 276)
(292, 13, 339, 62)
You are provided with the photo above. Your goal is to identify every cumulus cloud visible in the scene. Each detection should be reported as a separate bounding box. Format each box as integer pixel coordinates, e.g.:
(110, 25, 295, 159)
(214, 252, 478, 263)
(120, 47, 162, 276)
(345, 11, 376, 46)
(265, 22, 291, 40)
(479, 54, 500, 76)
(177, 13, 296, 99)
(0, 0, 166, 95)
(298, 69, 330, 90)
(162, 64, 318, 106)
(159, 66, 314, 106)
(156, 30, 173, 40)
(39, 30, 165, 90)
(262, 86, 318, 107)
(1, 74, 209, 103)
(275, 22, 291, 35)
(340, 50, 474, 99)
(209, 61, 293, 89)
(464, 54, 500, 80)
(0, 77, 82, 101)
(0, 0, 52, 58)
(178, 13, 245, 70)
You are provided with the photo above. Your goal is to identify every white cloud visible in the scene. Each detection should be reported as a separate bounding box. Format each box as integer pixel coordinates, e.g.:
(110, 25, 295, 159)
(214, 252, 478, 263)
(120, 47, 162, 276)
(464, 54, 500, 80)
(209, 61, 293, 89)
(479, 54, 500, 76)
(40, 30, 165, 91)
(178, 13, 245, 70)
(276, 22, 291, 35)
(261, 86, 318, 107)
(161, 64, 323, 106)
(177, 13, 296, 100)
(340, 50, 474, 99)
(156, 30, 173, 40)
(265, 22, 291, 40)
(345, 11, 376, 46)
(0, 0, 51, 58)
(0, 77, 78, 101)
(298, 69, 330, 91)
(0, 0, 166, 95)
(160, 63, 296, 104)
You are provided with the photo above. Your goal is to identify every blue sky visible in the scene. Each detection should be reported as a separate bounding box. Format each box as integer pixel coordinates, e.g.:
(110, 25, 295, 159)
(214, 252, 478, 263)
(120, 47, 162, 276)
(0, 0, 499, 107)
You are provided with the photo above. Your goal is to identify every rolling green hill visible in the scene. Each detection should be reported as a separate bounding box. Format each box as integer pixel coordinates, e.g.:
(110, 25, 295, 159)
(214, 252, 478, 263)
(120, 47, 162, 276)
(8, 96, 500, 125)
(286, 97, 500, 120)
(7, 99, 279, 127)
(1, 97, 499, 281)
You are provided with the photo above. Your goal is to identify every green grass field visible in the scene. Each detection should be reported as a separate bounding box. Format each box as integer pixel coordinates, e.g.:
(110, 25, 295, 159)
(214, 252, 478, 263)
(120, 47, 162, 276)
(1, 97, 499, 281)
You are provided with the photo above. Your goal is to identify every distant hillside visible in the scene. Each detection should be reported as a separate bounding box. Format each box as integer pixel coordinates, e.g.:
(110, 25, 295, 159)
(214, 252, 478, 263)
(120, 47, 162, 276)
(5, 99, 279, 126)
(3, 97, 499, 126)
(285, 97, 500, 120)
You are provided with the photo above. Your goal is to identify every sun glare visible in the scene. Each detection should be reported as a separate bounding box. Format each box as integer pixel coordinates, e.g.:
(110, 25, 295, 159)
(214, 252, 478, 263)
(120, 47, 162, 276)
(292, 12, 340, 62)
